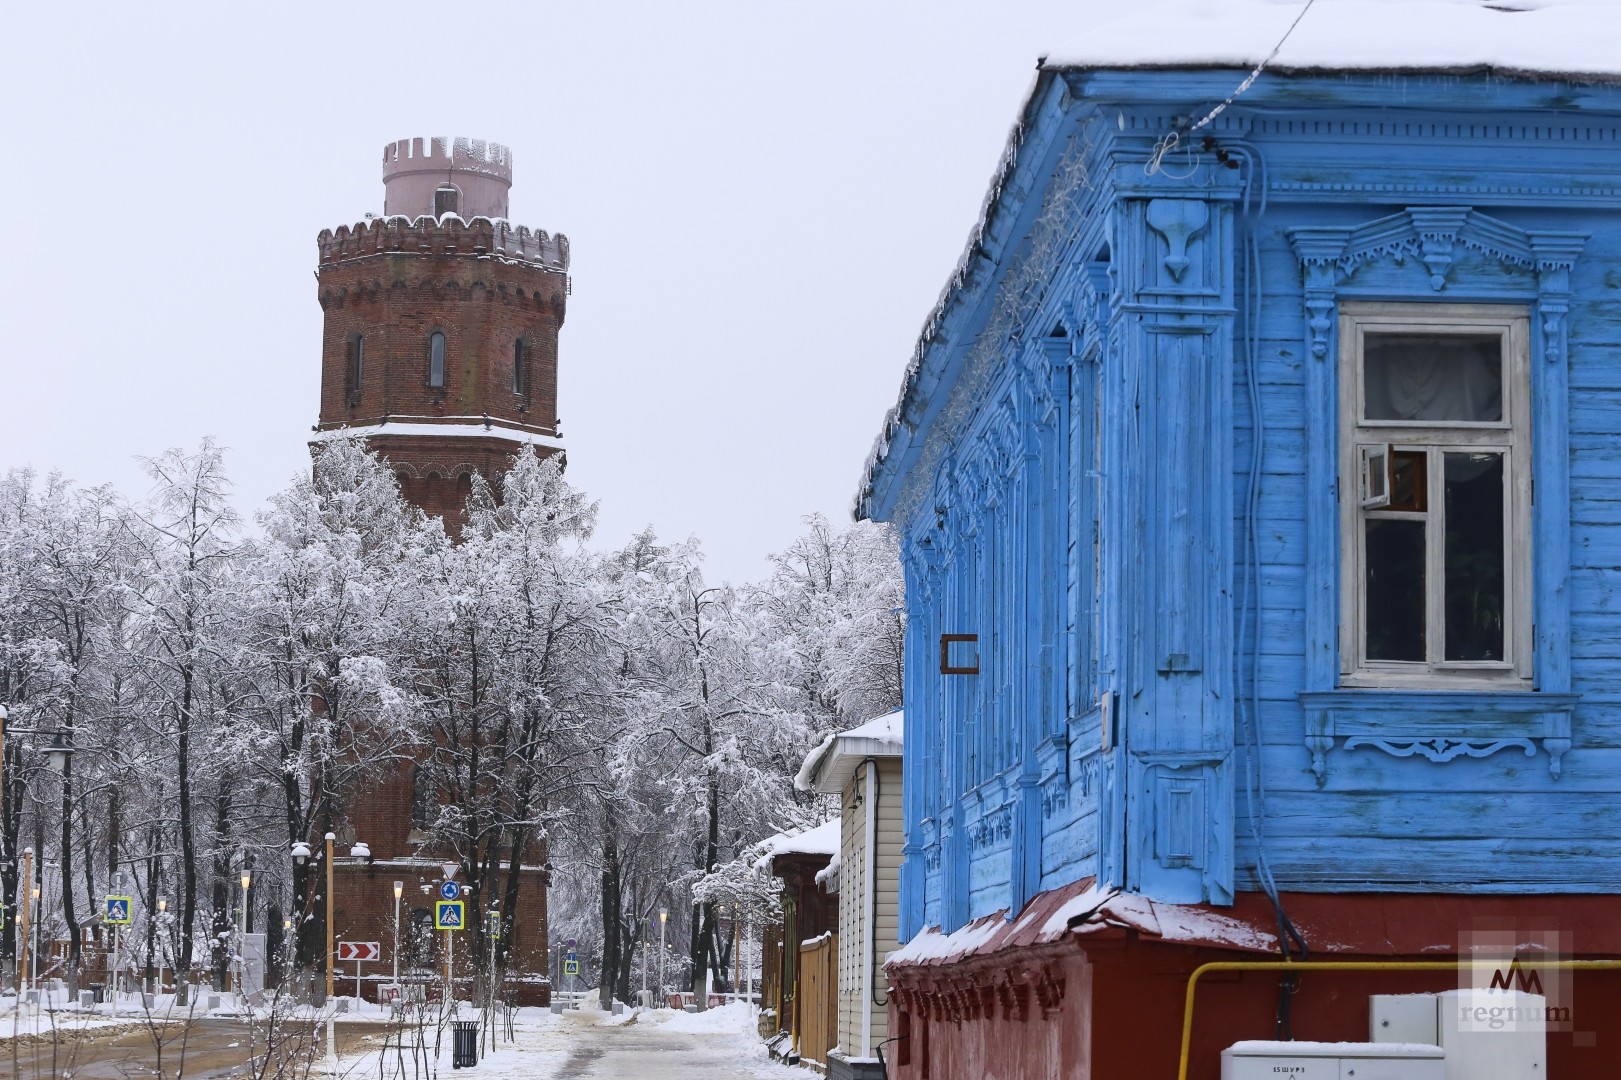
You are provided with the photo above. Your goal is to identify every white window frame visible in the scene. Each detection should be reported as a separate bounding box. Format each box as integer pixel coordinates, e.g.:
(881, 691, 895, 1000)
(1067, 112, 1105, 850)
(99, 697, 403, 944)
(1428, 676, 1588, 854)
(1338, 302, 1532, 689)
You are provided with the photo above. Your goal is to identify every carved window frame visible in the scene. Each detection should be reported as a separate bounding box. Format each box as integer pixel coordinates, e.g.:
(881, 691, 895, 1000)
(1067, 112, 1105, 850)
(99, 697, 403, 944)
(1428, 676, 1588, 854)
(1288, 208, 1585, 783)
(1336, 302, 1532, 690)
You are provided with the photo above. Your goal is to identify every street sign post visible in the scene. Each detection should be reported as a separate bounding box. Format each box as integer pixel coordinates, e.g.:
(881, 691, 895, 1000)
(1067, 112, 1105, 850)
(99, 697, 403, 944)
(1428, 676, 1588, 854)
(337, 941, 381, 1001)
(435, 897, 464, 1012)
(105, 895, 133, 1018)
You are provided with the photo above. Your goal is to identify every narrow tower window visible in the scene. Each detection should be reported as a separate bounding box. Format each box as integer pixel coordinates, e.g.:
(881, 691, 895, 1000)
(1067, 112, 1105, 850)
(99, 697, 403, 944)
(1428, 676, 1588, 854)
(434, 184, 460, 218)
(429, 331, 446, 388)
(348, 334, 365, 402)
(512, 338, 525, 395)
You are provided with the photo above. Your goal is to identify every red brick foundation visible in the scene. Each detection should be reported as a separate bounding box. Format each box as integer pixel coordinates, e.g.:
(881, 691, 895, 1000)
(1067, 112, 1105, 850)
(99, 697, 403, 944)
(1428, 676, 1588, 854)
(886, 892, 1621, 1079)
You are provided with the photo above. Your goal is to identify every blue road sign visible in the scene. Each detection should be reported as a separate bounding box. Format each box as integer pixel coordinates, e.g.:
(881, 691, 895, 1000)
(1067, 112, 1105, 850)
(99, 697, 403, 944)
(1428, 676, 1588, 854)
(563, 959, 580, 976)
(105, 896, 133, 925)
(439, 880, 462, 901)
(435, 900, 464, 930)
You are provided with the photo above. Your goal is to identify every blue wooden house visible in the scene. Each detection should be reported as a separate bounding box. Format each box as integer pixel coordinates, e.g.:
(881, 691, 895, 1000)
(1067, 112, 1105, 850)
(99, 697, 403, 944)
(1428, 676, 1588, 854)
(856, 2, 1621, 1076)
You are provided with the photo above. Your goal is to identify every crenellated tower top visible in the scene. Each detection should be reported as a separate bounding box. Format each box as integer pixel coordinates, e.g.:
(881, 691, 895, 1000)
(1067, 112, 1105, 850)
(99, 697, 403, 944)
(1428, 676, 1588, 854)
(382, 136, 513, 220)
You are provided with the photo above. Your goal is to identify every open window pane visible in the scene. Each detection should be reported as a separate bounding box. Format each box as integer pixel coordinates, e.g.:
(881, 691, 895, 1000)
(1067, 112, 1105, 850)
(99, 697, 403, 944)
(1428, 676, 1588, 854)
(1444, 452, 1506, 662)
(1364, 333, 1502, 422)
(1389, 450, 1427, 512)
(1366, 519, 1426, 662)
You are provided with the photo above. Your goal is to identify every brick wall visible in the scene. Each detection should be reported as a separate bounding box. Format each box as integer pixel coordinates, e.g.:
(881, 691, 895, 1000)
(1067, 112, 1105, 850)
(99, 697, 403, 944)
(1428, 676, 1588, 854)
(314, 235, 566, 435)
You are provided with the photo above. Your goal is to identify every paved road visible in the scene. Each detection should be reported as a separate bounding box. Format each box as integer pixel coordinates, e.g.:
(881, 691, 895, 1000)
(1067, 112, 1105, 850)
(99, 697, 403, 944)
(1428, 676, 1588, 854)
(1, 1017, 389, 1079)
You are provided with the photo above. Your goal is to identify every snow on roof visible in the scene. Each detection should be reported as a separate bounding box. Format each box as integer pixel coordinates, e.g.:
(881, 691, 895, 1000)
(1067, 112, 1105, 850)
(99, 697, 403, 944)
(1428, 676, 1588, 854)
(815, 848, 842, 890)
(888, 878, 1278, 967)
(752, 818, 841, 873)
(794, 710, 904, 794)
(1044, 0, 1621, 82)
(311, 422, 564, 449)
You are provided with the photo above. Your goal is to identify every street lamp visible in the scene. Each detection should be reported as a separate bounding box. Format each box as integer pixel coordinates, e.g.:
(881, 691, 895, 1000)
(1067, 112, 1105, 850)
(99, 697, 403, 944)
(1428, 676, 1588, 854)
(237, 866, 252, 999)
(157, 897, 169, 997)
(658, 907, 668, 1007)
(32, 883, 42, 993)
(17, 847, 33, 994)
(392, 880, 404, 1000)
(323, 833, 335, 1006)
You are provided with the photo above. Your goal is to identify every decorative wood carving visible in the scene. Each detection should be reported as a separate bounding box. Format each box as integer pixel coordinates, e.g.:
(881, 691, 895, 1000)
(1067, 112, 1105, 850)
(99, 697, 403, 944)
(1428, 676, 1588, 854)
(1300, 691, 1578, 783)
(1145, 199, 1210, 282)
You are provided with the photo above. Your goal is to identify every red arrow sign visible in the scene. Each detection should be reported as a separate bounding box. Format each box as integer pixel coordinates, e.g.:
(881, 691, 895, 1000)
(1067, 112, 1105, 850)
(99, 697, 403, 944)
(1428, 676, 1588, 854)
(337, 941, 381, 962)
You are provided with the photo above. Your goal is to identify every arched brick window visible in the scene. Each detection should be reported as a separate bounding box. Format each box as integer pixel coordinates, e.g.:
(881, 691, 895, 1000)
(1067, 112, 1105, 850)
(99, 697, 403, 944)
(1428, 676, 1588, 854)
(429, 331, 446, 388)
(347, 334, 365, 402)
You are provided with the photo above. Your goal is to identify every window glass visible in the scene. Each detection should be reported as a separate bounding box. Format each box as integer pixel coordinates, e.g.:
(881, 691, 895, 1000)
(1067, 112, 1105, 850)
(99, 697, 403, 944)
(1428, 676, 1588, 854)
(1365, 519, 1426, 662)
(513, 339, 525, 395)
(1444, 452, 1505, 661)
(350, 335, 364, 395)
(1364, 333, 1502, 422)
(429, 332, 445, 388)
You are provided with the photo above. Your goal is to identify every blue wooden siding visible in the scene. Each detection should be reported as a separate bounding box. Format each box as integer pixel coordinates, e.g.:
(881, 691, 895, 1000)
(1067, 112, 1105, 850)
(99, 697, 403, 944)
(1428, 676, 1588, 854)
(874, 71, 1621, 942)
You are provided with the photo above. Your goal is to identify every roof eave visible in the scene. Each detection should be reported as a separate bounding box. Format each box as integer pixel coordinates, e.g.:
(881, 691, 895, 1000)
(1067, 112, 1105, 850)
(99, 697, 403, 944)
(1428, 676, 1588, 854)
(812, 735, 904, 796)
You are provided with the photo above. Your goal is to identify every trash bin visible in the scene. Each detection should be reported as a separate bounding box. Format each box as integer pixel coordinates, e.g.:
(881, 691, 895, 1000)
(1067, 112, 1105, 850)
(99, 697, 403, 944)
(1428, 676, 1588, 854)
(451, 1019, 479, 1069)
(89, 983, 105, 1004)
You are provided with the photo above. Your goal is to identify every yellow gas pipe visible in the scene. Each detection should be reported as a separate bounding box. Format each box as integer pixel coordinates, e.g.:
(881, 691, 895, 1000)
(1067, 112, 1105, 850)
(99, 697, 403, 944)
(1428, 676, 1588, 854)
(1178, 958, 1621, 1080)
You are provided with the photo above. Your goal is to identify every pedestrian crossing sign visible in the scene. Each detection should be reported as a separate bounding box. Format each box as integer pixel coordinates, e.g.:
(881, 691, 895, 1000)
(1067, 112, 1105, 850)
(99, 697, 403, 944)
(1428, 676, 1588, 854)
(105, 895, 133, 925)
(563, 959, 579, 976)
(435, 899, 464, 930)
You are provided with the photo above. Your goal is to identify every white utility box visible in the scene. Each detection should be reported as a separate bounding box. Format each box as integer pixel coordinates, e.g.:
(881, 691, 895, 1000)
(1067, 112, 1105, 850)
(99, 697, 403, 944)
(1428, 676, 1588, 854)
(1436, 990, 1546, 1080)
(1222, 1041, 1445, 1080)
(1371, 994, 1439, 1044)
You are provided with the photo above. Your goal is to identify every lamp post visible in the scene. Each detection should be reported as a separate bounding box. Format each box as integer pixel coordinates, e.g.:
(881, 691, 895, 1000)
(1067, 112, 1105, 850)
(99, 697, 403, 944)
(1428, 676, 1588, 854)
(158, 897, 169, 998)
(392, 879, 403, 1001)
(323, 833, 336, 1005)
(658, 907, 668, 1007)
(290, 840, 312, 997)
(237, 866, 251, 999)
(17, 847, 33, 994)
(32, 883, 42, 995)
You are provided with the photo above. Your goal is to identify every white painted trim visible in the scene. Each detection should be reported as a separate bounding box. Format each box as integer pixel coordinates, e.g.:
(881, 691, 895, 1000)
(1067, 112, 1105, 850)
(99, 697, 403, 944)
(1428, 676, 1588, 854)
(1337, 302, 1532, 687)
(860, 758, 877, 1058)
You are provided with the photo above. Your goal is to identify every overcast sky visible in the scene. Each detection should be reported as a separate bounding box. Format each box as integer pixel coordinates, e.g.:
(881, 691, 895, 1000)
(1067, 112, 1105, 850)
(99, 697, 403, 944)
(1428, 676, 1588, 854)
(3, 0, 1114, 584)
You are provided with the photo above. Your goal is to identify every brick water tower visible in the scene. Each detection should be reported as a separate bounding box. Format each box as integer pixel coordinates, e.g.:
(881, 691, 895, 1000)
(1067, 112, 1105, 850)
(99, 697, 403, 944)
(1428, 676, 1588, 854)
(313, 136, 568, 517)
(308, 136, 566, 1004)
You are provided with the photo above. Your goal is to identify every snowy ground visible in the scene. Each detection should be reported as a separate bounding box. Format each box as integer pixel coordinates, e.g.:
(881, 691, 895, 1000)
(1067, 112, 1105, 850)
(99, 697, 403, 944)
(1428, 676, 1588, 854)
(0, 988, 805, 1078)
(350, 1000, 806, 1079)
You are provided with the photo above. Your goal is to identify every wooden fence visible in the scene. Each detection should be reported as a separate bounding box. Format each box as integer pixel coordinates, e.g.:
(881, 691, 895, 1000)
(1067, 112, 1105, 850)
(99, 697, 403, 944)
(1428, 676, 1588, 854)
(796, 933, 838, 1068)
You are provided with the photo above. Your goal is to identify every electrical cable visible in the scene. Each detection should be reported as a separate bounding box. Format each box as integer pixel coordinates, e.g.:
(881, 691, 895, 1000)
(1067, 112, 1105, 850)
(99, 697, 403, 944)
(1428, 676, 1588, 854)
(1230, 139, 1310, 1040)
(1147, 0, 1319, 176)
